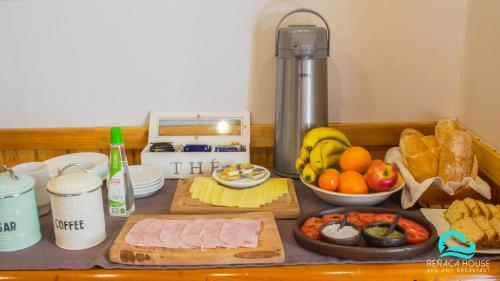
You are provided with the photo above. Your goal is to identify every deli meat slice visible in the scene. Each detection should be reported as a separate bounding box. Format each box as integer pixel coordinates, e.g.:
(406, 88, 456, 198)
(219, 218, 261, 248)
(125, 218, 156, 247)
(180, 220, 206, 247)
(200, 219, 225, 249)
(125, 218, 262, 249)
(141, 218, 166, 247)
(159, 220, 193, 249)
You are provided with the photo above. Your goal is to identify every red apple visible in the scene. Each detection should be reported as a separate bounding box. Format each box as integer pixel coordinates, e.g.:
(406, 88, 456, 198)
(365, 159, 398, 192)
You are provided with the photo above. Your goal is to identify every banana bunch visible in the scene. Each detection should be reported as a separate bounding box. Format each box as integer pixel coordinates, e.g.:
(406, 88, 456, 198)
(295, 127, 351, 183)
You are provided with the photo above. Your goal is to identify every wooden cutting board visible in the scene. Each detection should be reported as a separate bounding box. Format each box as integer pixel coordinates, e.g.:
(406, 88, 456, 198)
(108, 211, 284, 266)
(170, 177, 300, 219)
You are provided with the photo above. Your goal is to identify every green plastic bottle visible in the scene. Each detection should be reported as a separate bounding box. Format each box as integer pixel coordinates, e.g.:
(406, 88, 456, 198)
(108, 127, 135, 217)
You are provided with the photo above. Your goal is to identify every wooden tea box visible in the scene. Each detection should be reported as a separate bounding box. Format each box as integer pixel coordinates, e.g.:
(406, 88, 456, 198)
(141, 110, 250, 179)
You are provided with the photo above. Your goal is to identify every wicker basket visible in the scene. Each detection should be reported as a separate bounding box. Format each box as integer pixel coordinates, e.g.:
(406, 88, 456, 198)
(416, 155, 491, 208)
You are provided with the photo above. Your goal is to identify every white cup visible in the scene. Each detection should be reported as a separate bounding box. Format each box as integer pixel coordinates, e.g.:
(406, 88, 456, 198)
(13, 162, 51, 216)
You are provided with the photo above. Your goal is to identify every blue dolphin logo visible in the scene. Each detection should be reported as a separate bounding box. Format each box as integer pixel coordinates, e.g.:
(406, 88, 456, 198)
(438, 230, 475, 259)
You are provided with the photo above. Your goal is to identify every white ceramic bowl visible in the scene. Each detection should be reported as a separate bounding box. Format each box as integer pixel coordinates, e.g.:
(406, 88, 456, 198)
(301, 176, 404, 206)
(212, 165, 270, 189)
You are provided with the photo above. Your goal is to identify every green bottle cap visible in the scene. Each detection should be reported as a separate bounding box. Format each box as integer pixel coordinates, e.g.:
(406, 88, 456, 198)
(110, 127, 123, 145)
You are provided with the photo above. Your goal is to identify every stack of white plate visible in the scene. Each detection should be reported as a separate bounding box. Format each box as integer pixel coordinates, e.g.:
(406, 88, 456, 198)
(44, 152, 109, 180)
(129, 165, 164, 198)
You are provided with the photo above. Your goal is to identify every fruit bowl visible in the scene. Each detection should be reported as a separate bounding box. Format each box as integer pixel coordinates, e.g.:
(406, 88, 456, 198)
(300, 176, 404, 206)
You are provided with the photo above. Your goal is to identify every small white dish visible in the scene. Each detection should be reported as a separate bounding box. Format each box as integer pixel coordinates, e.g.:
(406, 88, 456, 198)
(301, 176, 404, 207)
(212, 165, 270, 189)
(129, 165, 164, 186)
(133, 178, 164, 189)
(133, 182, 163, 198)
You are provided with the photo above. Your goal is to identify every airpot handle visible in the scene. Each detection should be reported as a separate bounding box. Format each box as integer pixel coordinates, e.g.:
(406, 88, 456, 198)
(275, 8, 331, 57)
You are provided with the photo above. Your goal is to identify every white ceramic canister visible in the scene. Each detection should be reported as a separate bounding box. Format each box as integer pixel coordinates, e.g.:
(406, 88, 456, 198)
(47, 164, 106, 250)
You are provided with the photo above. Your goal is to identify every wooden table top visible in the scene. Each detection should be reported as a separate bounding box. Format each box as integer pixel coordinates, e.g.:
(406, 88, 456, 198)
(2, 261, 499, 281)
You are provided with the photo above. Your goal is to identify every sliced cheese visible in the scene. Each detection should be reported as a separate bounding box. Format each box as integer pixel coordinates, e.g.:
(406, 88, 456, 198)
(265, 183, 274, 204)
(211, 184, 224, 206)
(238, 186, 261, 208)
(189, 177, 289, 208)
(202, 181, 215, 203)
(219, 187, 242, 207)
(257, 184, 266, 206)
(191, 178, 208, 199)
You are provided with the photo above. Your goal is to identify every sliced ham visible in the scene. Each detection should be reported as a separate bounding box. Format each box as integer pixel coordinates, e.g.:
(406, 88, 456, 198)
(219, 218, 261, 248)
(141, 218, 166, 247)
(125, 218, 262, 249)
(200, 219, 225, 249)
(180, 220, 205, 247)
(124, 218, 156, 247)
(159, 220, 193, 249)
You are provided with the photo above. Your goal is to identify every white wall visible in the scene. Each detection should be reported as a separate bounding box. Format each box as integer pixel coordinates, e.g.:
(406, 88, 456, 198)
(0, 0, 468, 127)
(457, 0, 500, 149)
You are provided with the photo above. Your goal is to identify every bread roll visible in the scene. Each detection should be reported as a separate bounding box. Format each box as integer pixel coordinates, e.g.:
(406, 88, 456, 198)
(421, 135, 441, 159)
(421, 135, 439, 149)
(400, 134, 429, 157)
(401, 128, 424, 138)
(438, 130, 474, 183)
(435, 120, 459, 145)
(400, 132, 439, 182)
(405, 151, 438, 182)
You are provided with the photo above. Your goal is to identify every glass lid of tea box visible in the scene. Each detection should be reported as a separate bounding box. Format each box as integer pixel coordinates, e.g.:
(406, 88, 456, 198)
(148, 111, 250, 145)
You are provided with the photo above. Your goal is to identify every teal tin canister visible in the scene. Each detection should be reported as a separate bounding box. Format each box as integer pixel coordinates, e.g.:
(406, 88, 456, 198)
(0, 165, 42, 251)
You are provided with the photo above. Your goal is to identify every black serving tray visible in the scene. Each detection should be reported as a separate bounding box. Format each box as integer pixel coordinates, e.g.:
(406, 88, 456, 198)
(293, 207, 438, 261)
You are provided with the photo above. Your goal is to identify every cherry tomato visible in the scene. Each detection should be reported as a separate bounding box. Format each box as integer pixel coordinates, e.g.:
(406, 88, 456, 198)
(375, 213, 396, 223)
(303, 217, 323, 228)
(300, 225, 320, 240)
(322, 213, 343, 223)
(397, 218, 430, 244)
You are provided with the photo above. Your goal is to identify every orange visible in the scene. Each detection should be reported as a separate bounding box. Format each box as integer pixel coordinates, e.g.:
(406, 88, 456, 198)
(339, 146, 372, 173)
(338, 171, 368, 194)
(318, 169, 340, 191)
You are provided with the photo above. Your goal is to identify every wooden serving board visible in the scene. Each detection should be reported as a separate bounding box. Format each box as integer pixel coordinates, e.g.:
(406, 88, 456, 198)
(109, 211, 284, 266)
(169, 177, 300, 219)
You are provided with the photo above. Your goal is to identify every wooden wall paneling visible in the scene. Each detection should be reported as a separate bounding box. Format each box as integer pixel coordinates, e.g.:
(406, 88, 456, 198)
(0, 127, 148, 150)
(36, 150, 69, 162)
(250, 124, 274, 148)
(16, 150, 37, 163)
(125, 150, 135, 165)
(266, 148, 274, 168)
(1, 150, 37, 166)
(133, 149, 142, 165)
(250, 147, 268, 167)
(2, 151, 17, 166)
(0, 151, 4, 166)
(331, 122, 435, 146)
(457, 125, 500, 186)
(0, 123, 435, 151)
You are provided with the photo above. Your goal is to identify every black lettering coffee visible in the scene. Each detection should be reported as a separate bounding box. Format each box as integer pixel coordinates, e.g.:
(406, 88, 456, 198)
(54, 219, 85, 230)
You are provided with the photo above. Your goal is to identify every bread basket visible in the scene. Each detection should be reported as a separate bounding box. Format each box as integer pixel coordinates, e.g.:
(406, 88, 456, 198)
(417, 155, 484, 208)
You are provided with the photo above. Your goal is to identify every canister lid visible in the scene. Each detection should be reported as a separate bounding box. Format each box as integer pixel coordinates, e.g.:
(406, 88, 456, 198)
(0, 172, 35, 198)
(47, 171, 102, 195)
